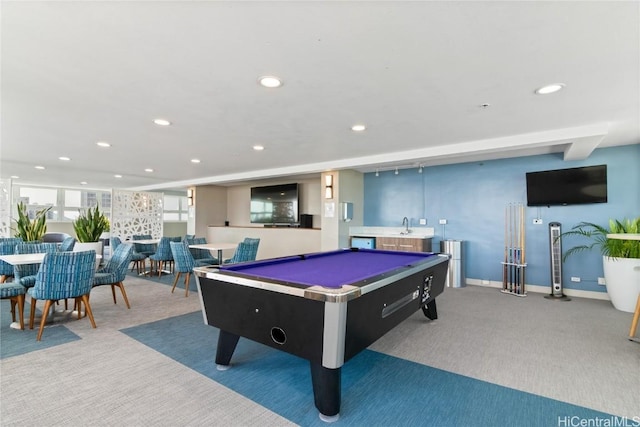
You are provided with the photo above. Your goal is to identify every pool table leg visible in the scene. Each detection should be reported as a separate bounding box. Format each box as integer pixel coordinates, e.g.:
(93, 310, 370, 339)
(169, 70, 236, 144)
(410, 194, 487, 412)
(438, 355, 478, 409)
(310, 362, 341, 422)
(422, 299, 438, 320)
(215, 330, 240, 368)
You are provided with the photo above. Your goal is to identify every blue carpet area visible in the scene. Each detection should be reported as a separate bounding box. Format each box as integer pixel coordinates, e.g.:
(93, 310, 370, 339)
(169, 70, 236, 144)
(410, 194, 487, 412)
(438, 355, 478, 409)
(0, 300, 81, 359)
(122, 311, 617, 426)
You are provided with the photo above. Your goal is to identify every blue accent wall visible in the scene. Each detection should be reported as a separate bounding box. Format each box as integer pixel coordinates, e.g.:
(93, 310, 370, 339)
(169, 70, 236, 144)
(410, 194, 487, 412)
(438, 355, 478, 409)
(364, 145, 640, 292)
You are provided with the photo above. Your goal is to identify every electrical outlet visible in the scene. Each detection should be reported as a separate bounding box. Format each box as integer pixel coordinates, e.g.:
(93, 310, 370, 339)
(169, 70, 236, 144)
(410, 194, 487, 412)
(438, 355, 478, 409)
(419, 218, 427, 225)
(439, 219, 447, 225)
(481, 279, 490, 285)
(533, 219, 543, 225)
(570, 276, 581, 282)
(598, 277, 606, 285)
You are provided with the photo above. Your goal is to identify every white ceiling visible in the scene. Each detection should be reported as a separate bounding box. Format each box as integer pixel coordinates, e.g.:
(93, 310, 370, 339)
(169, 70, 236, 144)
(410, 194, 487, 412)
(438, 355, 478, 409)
(2, 1, 638, 191)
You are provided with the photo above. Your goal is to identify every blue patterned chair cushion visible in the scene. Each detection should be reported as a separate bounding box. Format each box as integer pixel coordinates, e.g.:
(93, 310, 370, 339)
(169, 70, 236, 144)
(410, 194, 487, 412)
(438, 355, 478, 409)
(132, 235, 156, 256)
(93, 243, 133, 285)
(93, 271, 118, 286)
(149, 237, 172, 262)
(0, 241, 20, 276)
(28, 251, 96, 300)
(59, 237, 76, 252)
(0, 282, 26, 298)
(169, 241, 195, 273)
(14, 242, 59, 287)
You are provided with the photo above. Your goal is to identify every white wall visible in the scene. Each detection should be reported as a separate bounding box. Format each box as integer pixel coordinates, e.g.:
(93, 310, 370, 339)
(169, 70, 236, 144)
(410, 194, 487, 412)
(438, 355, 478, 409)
(208, 226, 321, 259)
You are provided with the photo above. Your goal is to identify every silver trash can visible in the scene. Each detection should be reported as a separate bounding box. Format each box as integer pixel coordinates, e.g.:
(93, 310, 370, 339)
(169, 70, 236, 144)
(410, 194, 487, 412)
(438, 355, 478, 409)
(440, 240, 465, 288)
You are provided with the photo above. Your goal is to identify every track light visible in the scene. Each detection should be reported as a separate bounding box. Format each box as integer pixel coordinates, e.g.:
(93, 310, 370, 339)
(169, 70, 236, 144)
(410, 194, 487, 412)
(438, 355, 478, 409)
(395, 168, 399, 175)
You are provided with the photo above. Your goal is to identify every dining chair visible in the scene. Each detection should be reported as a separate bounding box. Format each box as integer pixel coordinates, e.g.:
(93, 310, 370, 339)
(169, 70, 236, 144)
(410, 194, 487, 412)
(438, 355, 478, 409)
(0, 238, 22, 283)
(1, 282, 27, 330)
(92, 243, 133, 309)
(187, 237, 218, 266)
(149, 237, 173, 276)
(28, 250, 97, 341)
(112, 237, 146, 274)
(59, 236, 76, 252)
(225, 240, 260, 264)
(169, 241, 195, 297)
(14, 242, 59, 288)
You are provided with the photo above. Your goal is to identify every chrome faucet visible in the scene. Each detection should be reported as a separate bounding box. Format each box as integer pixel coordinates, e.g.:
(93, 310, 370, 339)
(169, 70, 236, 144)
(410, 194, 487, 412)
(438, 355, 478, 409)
(402, 217, 410, 234)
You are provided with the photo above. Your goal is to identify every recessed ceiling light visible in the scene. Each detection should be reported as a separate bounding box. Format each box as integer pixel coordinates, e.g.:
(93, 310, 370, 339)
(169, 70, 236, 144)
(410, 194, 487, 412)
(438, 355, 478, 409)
(59, 156, 71, 161)
(258, 76, 283, 88)
(96, 141, 111, 148)
(80, 181, 88, 185)
(10, 175, 19, 179)
(114, 174, 122, 178)
(253, 145, 265, 151)
(35, 166, 45, 170)
(144, 168, 154, 173)
(191, 159, 201, 164)
(351, 124, 366, 132)
(153, 118, 171, 126)
(535, 83, 565, 95)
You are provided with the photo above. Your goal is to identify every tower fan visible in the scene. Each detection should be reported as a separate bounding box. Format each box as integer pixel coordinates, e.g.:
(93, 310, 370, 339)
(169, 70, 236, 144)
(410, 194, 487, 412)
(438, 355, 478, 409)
(545, 222, 571, 301)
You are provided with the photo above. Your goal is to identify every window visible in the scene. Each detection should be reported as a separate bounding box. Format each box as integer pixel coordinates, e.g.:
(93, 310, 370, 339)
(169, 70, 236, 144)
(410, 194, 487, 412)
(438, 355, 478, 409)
(13, 185, 112, 223)
(163, 195, 188, 221)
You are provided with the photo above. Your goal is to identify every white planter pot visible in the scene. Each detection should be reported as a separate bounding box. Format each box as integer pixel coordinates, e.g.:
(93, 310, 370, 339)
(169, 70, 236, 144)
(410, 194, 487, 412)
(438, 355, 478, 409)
(74, 241, 103, 270)
(603, 256, 640, 313)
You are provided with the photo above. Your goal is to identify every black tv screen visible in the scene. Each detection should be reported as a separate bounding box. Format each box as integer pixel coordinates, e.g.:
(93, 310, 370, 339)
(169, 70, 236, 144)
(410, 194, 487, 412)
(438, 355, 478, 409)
(526, 165, 607, 206)
(250, 183, 299, 224)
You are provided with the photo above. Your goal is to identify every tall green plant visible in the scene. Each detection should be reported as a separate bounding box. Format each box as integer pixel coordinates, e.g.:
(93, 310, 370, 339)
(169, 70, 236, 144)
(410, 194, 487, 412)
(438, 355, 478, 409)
(561, 217, 640, 261)
(73, 205, 110, 243)
(13, 201, 51, 241)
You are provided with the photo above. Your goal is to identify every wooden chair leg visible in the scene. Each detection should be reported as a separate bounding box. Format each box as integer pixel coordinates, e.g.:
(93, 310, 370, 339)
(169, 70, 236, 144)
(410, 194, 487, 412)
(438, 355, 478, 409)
(184, 272, 190, 297)
(171, 272, 181, 293)
(629, 294, 640, 339)
(14, 294, 25, 330)
(0, 275, 6, 283)
(10, 299, 16, 322)
(79, 294, 97, 329)
(114, 282, 131, 309)
(29, 298, 38, 330)
(110, 284, 117, 304)
(36, 300, 53, 341)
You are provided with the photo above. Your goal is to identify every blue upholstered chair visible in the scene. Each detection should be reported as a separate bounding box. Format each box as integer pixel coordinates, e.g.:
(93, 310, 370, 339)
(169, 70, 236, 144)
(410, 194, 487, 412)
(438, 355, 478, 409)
(93, 243, 133, 309)
(28, 250, 97, 341)
(14, 242, 59, 289)
(225, 239, 260, 264)
(169, 241, 196, 297)
(112, 237, 146, 274)
(0, 238, 22, 283)
(225, 238, 260, 264)
(1, 282, 27, 330)
(149, 237, 173, 276)
(186, 237, 218, 266)
(132, 234, 156, 256)
(59, 236, 76, 252)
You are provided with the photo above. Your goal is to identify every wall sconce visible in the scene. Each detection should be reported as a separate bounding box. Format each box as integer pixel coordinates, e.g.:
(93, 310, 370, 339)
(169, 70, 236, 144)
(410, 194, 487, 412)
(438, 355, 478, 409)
(187, 188, 194, 206)
(324, 175, 333, 199)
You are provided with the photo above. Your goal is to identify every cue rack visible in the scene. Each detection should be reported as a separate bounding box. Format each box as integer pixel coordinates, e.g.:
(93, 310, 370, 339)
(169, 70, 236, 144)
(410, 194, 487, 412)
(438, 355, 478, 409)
(501, 203, 527, 297)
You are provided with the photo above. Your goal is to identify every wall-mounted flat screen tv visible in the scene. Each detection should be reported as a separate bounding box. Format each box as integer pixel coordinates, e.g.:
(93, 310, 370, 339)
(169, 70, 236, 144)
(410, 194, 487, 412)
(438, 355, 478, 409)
(250, 183, 299, 224)
(526, 165, 607, 207)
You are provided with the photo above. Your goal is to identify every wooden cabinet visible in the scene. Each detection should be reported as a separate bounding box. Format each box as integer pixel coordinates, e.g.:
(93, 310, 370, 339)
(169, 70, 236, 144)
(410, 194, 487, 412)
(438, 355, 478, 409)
(376, 237, 432, 253)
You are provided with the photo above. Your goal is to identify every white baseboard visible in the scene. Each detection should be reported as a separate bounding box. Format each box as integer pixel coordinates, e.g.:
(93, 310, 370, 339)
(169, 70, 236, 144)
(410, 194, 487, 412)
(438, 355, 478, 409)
(464, 278, 610, 301)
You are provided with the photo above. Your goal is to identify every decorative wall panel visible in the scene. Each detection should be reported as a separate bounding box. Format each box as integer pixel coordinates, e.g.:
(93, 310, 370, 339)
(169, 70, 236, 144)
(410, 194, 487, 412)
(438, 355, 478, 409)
(0, 179, 11, 238)
(111, 190, 163, 240)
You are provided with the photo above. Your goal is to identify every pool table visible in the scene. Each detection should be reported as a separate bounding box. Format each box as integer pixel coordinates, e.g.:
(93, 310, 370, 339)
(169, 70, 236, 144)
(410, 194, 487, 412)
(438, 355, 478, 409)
(194, 248, 449, 422)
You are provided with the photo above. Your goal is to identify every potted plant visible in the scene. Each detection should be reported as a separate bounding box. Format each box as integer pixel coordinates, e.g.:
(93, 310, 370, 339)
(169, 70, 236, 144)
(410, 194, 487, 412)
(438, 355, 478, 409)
(561, 217, 640, 312)
(13, 201, 52, 241)
(73, 205, 110, 265)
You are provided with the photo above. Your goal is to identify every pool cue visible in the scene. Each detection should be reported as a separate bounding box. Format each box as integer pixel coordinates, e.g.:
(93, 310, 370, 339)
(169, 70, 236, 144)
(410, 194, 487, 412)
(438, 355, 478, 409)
(511, 203, 516, 293)
(503, 205, 508, 290)
(520, 203, 526, 294)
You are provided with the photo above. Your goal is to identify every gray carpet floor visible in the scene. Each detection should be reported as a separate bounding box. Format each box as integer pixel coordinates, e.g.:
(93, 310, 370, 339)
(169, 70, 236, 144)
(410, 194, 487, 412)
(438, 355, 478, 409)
(1, 275, 638, 426)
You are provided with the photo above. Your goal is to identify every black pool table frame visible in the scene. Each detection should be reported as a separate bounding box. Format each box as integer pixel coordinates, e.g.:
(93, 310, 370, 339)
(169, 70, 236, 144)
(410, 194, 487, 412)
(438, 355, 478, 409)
(194, 249, 449, 421)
